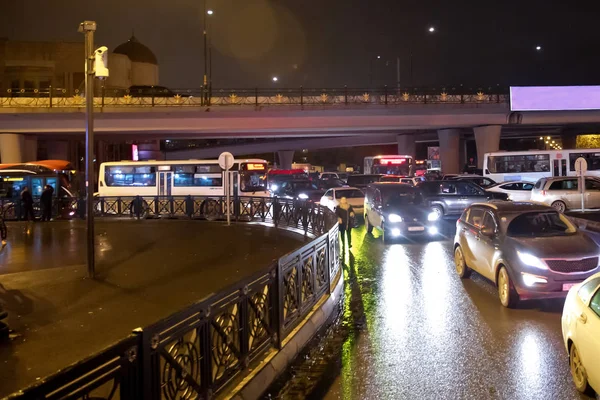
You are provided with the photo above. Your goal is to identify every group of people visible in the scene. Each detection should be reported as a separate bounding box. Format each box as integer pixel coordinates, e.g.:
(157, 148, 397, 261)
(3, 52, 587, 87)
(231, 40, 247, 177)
(20, 185, 54, 222)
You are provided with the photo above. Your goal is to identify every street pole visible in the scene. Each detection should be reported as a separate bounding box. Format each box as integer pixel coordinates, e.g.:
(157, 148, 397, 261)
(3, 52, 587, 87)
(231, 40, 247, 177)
(396, 56, 400, 92)
(203, 1, 208, 103)
(79, 21, 96, 279)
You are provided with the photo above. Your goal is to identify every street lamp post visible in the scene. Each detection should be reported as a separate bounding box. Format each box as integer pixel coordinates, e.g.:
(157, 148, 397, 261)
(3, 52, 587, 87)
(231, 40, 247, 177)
(79, 20, 96, 279)
(203, 2, 208, 104)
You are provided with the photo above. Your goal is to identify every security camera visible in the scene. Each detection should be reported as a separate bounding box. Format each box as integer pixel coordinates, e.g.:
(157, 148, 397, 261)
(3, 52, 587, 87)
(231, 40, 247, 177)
(93, 46, 109, 79)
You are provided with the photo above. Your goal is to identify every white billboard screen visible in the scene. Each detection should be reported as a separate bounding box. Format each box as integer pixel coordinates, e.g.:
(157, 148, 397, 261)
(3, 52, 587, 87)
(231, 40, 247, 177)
(510, 86, 600, 111)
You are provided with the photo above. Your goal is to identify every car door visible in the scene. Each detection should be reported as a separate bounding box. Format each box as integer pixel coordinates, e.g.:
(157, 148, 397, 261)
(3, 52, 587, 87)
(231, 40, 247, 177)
(457, 182, 487, 211)
(473, 211, 499, 281)
(519, 182, 534, 201)
(585, 179, 600, 208)
(462, 207, 485, 272)
(440, 182, 460, 213)
(322, 189, 334, 210)
(371, 189, 384, 229)
(576, 287, 600, 390)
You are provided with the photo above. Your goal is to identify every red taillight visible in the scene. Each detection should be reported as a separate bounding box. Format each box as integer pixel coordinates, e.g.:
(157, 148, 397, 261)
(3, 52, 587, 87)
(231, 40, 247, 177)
(541, 190, 547, 196)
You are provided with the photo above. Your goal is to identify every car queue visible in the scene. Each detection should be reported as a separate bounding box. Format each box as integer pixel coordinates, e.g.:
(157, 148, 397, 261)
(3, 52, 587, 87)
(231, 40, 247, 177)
(266, 168, 600, 396)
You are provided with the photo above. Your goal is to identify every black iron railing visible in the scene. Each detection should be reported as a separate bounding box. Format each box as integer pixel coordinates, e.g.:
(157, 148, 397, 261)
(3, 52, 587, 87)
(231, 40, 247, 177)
(0, 85, 510, 108)
(3, 197, 341, 400)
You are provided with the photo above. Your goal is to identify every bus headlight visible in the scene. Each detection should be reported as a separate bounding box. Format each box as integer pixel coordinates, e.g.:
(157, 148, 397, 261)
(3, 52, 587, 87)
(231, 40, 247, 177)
(388, 214, 402, 223)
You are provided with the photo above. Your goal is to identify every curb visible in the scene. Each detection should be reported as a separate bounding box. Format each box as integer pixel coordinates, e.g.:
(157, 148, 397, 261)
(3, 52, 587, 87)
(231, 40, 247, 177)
(225, 269, 345, 400)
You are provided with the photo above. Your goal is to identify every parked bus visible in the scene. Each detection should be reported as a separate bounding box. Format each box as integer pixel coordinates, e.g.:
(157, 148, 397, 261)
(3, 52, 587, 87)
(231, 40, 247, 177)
(484, 149, 600, 183)
(0, 160, 78, 219)
(364, 155, 413, 176)
(98, 158, 269, 197)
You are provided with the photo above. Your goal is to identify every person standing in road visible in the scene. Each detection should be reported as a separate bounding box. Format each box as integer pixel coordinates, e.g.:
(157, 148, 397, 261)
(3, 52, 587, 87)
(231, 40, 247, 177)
(336, 197, 355, 249)
(40, 185, 54, 221)
(20, 187, 35, 221)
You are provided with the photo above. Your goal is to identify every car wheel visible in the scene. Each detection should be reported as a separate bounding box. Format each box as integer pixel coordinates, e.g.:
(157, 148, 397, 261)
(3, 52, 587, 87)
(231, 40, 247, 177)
(570, 343, 595, 395)
(431, 205, 443, 219)
(365, 214, 373, 233)
(551, 200, 567, 213)
(497, 266, 519, 308)
(454, 246, 471, 279)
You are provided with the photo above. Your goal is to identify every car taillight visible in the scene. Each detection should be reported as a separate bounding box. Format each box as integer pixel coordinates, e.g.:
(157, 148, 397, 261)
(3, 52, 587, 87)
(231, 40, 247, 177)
(541, 190, 546, 196)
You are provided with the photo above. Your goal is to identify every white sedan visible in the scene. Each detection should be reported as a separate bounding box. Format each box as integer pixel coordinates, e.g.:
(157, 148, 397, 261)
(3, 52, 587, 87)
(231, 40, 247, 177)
(320, 187, 365, 215)
(485, 181, 534, 202)
(561, 272, 600, 395)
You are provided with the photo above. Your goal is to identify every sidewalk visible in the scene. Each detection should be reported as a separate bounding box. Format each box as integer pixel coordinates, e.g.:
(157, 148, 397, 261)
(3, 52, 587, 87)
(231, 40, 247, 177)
(0, 219, 305, 397)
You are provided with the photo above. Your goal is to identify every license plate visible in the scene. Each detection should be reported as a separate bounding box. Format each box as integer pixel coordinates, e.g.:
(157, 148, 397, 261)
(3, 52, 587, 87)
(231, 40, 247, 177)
(562, 283, 577, 291)
(408, 226, 425, 232)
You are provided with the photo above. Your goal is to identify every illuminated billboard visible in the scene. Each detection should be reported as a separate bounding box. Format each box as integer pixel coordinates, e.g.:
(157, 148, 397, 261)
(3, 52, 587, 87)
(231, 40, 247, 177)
(510, 86, 600, 111)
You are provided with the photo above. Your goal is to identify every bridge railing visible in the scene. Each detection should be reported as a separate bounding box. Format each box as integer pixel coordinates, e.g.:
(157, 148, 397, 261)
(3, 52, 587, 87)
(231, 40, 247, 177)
(4, 197, 341, 400)
(0, 85, 510, 108)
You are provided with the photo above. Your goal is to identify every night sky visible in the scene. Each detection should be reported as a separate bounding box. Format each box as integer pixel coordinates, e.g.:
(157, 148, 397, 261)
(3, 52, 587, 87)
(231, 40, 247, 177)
(2, 0, 600, 89)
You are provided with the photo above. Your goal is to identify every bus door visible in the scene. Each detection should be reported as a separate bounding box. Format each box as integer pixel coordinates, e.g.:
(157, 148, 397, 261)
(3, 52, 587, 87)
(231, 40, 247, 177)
(552, 155, 568, 177)
(158, 171, 172, 196)
(231, 171, 239, 218)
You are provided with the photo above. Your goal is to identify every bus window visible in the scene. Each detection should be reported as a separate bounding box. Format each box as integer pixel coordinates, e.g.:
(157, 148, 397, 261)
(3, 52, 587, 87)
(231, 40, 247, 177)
(174, 165, 223, 187)
(239, 162, 267, 192)
(105, 166, 157, 187)
(32, 177, 43, 196)
(46, 177, 57, 192)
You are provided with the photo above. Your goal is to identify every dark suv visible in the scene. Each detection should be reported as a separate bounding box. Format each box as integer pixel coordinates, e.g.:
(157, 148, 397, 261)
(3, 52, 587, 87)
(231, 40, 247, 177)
(346, 174, 382, 189)
(418, 180, 508, 218)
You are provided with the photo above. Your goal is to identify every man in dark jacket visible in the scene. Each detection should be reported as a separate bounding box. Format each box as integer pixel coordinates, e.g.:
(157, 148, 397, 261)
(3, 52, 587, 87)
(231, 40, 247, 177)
(21, 187, 35, 221)
(40, 185, 54, 221)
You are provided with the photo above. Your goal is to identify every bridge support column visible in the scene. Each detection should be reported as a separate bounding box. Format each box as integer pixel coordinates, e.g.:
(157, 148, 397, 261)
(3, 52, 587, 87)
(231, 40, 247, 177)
(473, 125, 501, 169)
(561, 133, 577, 149)
(277, 150, 294, 170)
(0, 134, 25, 163)
(437, 129, 460, 174)
(397, 134, 415, 158)
(24, 137, 38, 162)
(47, 141, 70, 161)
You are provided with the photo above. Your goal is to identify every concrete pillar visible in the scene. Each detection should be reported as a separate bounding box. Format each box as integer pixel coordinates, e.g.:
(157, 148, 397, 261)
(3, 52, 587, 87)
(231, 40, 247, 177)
(47, 141, 69, 160)
(277, 150, 294, 170)
(473, 125, 502, 169)
(397, 134, 416, 158)
(0, 134, 25, 163)
(458, 138, 466, 169)
(437, 129, 460, 174)
(24, 137, 38, 162)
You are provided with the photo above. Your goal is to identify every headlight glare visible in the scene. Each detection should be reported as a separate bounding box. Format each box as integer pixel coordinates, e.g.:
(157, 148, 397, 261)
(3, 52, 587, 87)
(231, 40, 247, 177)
(388, 213, 402, 223)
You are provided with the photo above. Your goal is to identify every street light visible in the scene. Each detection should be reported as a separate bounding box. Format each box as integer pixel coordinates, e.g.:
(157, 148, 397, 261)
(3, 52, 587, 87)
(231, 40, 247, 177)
(203, 2, 214, 103)
(428, 26, 436, 33)
(207, 9, 213, 15)
(536, 45, 542, 51)
(272, 76, 278, 82)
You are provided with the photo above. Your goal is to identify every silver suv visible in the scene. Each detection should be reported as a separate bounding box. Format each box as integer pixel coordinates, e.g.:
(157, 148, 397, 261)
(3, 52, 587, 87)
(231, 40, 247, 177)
(530, 176, 600, 212)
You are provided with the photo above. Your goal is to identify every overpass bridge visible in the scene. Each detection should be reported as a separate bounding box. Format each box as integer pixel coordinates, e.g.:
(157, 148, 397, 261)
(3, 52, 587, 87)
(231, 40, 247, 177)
(2, 86, 600, 173)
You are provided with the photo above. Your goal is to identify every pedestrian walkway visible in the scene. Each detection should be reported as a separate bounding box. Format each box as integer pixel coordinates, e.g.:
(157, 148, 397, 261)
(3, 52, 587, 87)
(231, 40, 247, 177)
(0, 220, 305, 397)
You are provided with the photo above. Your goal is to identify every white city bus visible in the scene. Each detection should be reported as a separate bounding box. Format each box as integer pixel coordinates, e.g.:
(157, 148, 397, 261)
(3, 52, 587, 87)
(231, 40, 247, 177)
(98, 159, 269, 197)
(364, 155, 413, 176)
(484, 149, 600, 183)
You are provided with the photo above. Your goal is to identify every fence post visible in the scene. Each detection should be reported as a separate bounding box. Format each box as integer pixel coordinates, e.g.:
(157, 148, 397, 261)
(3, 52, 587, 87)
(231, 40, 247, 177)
(273, 197, 280, 227)
(151, 85, 155, 107)
(344, 85, 348, 105)
(300, 86, 303, 107)
(255, 87, 258, 107)
(384, 85, 388, 105)
(49, 85, 53, 108)
(101, 84, 105, 108)
(275, 258, 284, 349)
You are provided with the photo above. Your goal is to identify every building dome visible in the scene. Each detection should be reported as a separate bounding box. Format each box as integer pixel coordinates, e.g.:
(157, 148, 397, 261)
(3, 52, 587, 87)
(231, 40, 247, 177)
(113, 35, 157, 65)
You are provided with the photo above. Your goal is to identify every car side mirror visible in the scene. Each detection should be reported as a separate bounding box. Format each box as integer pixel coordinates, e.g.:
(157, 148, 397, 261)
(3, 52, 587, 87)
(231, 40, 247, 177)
(481, 226, 495, 237)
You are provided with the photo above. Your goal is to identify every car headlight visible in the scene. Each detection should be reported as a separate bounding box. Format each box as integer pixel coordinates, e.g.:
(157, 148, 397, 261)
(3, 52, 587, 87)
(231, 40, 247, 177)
(427, 211, 439, 221)
(298, 193, 309, 199)
(517, 251, 547, 270)
(388, 213, 403, 223)
(271, 184, 279, 191)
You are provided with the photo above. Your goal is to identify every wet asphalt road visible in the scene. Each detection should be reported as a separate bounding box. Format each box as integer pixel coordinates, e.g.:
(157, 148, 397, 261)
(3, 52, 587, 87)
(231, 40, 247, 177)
(318, 221, 595, 400)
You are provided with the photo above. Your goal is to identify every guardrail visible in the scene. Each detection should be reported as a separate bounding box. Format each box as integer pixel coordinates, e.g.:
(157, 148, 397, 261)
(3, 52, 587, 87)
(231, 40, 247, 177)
(0, 85, 510, 108)
(3, 196, 341, 400)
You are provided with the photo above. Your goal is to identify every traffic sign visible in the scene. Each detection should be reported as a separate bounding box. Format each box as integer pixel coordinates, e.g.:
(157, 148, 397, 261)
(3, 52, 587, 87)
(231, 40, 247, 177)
(575, 157, 588, 175)
(218, 152, 234, 170)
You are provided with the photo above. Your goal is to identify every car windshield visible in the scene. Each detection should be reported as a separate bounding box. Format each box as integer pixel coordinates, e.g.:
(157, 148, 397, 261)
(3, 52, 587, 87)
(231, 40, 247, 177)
(506, 212, 577, 237)
(335, 189, 364, 199)
(292, 181, 318, 191)
(382, 187, 423, 206)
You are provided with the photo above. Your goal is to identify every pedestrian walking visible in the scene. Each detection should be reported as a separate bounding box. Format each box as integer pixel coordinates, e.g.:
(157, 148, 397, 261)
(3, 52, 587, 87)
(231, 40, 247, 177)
(40, 185, 54, 221)
(336, 197, 355, 249)
(20, 187, 35, 221)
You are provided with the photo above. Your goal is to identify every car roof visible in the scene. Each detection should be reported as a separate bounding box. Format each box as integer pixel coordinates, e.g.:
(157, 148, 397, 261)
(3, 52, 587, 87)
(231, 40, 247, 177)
(470, 201, 554, 213)
(368, 182, 414, 189)
(333, 186, 361, 190)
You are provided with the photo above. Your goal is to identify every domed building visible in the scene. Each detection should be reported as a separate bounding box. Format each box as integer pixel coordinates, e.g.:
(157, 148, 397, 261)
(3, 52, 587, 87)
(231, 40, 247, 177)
(107, 35, 159, 90)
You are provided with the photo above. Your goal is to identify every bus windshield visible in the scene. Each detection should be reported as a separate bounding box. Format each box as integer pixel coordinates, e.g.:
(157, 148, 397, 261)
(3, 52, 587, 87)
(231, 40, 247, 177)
(373, 164, 410, 175)
(240, 162, 267, 192)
